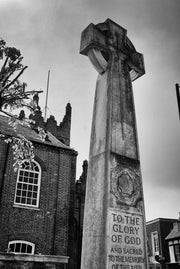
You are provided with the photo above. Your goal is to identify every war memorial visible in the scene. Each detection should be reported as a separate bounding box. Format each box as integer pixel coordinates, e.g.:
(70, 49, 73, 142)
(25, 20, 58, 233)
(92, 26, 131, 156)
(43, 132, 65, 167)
(80, 19, 148, 269)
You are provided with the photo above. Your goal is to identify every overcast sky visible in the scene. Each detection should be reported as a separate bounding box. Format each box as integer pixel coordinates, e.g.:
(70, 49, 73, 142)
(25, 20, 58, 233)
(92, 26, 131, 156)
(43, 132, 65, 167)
(0, 0, 180, 221)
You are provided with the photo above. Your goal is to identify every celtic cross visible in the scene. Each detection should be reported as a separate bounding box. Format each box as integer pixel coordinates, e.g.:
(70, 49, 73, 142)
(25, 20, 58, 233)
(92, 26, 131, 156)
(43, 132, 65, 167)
(80, 19, 147, 269)
(80, 18, 145, 81)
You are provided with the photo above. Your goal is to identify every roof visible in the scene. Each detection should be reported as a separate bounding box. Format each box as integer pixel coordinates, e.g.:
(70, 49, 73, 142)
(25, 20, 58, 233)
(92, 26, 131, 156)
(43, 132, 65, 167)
(165, 230, 180, 241)
(0, 115, 75, 151)
(146, 218, 177, 226)
(165, 221, 180, 241)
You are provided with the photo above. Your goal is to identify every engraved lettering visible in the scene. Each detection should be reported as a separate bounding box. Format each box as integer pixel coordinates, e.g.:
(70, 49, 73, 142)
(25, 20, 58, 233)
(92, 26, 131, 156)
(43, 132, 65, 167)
(108, 210, 145, 269)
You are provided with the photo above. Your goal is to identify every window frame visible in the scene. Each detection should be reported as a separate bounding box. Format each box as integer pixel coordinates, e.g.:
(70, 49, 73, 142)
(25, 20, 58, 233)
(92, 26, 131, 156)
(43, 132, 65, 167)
(14, 160, 41, 208)
(8, 240, 35, 254)
(151, 231, 159, 256)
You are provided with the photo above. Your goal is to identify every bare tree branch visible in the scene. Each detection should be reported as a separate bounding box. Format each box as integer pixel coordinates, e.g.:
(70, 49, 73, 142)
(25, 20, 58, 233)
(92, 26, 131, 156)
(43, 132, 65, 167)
(0, 109, 18, 118)
(2, 59, 23, 87)
(4, 65, 28, 89)
(1, 55, 8, 72)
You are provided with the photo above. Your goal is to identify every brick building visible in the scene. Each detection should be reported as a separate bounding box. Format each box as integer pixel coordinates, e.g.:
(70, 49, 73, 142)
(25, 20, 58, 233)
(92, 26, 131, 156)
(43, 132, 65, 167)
(165, 216, 180, 268)
(1, 100, 178, 269)
(74, 160, 88, 269)
(146, 218, 177, 269)
(0, 103, 78, 269)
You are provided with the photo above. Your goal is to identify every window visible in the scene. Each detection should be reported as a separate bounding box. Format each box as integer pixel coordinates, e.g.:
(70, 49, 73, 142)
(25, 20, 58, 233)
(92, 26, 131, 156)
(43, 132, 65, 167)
(151, 231, 159, 256)
(8, 240, 35, 254)
(169, 240, 180, 263)
(14, 161, 41, 208)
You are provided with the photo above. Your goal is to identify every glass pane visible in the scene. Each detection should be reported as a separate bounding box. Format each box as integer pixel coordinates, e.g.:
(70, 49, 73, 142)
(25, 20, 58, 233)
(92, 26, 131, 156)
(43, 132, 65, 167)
(34, 186, 38, 192)
(175, 245, 180, 262)
(27, 191, 32, 197)
(15, 243, 21, 252)
(24, 171, 28, 177)
(22, 191, 26, 197)
(27, 198, 31, 204)
(34, 164, 39, 171)
(27, 245, 32, 254)
(32, 199, 36, 205)
(33, 192, 37, 198)
(19, 176, 23, 182)
(29, 177, 34, 184)
(26, 163, 31, 169)
(16, 190, 21, 196)
(17, 183, 22, 189)
(21, 197, 26, 204)
(9, 243, 15, 252)
(24, 176, 28, 183)
(28, 185, 33, 191)
(19, 170, 24, 176)
(16, 197, 20, 203)
(23, 161, 29, 168)
(23, 184, 27, 190)
(21, 243, 26, 253)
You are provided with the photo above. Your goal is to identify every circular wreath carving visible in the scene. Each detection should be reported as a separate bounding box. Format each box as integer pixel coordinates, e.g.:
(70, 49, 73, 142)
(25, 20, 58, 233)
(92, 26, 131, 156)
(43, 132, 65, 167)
(111, 167, 142, 207)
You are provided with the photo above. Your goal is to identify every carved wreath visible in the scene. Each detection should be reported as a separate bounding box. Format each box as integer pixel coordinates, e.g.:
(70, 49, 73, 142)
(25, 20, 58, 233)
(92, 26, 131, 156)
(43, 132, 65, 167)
(110, 166, 142, 207)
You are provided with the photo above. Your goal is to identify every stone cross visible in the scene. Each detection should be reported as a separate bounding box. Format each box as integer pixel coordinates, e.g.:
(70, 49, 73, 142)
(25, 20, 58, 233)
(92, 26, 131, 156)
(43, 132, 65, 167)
(80, 19, 148, 269)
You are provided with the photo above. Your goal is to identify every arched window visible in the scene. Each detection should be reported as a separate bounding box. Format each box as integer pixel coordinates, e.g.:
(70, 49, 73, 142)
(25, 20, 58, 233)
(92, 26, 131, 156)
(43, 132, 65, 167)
(8, 240, 35, 254)
(14, 161, 41, 208)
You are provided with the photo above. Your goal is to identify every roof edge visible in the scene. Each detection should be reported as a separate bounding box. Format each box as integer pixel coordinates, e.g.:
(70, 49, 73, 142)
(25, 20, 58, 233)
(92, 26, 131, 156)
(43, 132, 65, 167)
(146, 218, 177, 225)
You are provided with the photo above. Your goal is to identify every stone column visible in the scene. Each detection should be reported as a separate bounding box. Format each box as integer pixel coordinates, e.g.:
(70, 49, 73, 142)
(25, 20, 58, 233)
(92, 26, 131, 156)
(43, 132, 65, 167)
(80, 19, 148, 269)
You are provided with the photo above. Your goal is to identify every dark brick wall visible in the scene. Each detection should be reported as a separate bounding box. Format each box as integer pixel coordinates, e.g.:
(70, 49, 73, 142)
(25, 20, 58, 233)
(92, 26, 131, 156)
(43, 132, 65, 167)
(146, 219, 175, 263)
(0, 139, 9, 204)
(159, 220, 175, 263)
(74, 160, 88, 269)
(0, 141, 77, 269)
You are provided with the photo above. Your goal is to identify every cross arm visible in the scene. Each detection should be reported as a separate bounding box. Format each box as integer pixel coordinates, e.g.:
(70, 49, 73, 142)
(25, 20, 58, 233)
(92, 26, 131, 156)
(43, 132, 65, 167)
(80, 23, 109, 74)
(128, 52, 145, 81)
(80, 19, 145, 80)
(80, 23, 108, 56)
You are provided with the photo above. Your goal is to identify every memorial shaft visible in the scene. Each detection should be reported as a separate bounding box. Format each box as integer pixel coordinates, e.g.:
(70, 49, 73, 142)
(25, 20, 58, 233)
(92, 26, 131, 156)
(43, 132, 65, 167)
(80, 19, 148, 269)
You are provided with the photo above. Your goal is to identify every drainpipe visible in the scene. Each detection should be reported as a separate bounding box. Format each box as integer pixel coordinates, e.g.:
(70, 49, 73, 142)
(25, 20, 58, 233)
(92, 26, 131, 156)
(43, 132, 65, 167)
(175, 83, 180, 122)
(0, 142, 10, 206)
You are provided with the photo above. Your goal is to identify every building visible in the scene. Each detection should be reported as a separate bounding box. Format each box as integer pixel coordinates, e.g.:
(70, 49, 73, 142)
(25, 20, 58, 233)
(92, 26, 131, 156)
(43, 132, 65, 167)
(1, 100, 179, 269)
(0, 103, 78, 269)
(165, 215, 180, 268)
(146, 218, 177, 269)
(74, 160, 88, 269)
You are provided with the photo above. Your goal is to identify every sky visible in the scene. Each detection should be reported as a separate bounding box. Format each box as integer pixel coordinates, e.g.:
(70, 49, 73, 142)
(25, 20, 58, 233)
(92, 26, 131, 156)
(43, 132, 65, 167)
(0, 0, 180, 221)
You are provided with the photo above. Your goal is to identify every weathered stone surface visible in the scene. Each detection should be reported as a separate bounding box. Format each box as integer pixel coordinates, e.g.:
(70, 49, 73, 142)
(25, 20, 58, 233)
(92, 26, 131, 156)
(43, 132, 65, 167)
(80, 19, 148, 269)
